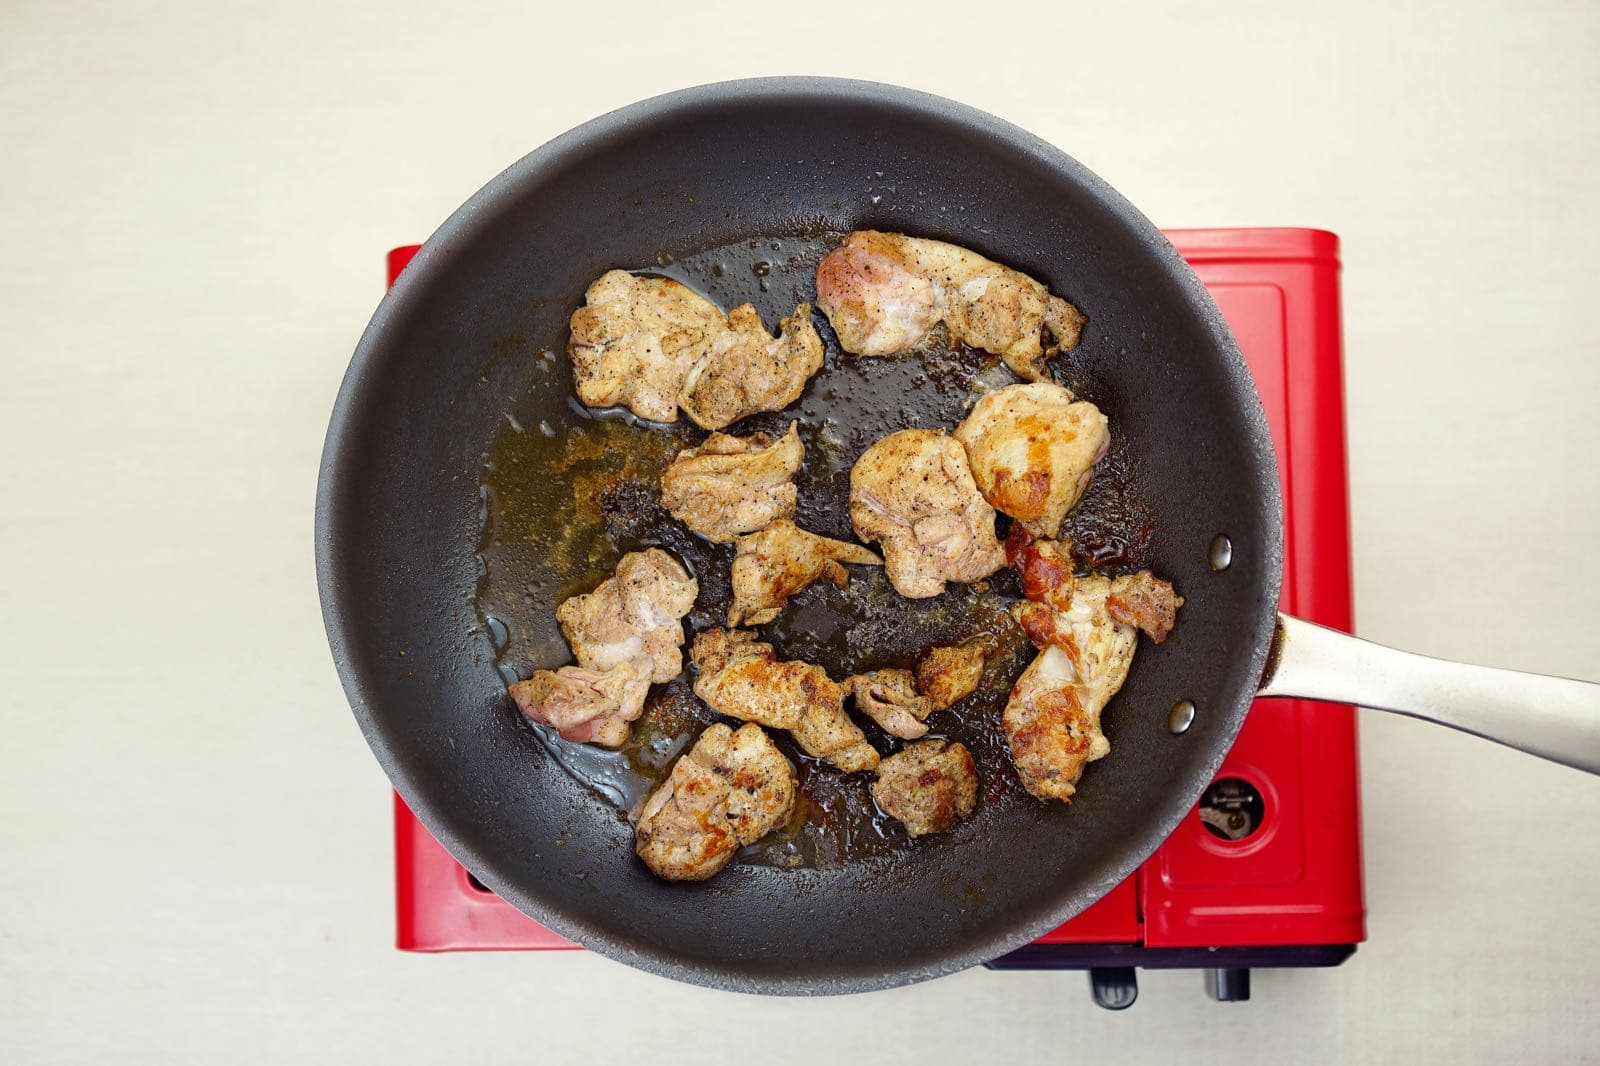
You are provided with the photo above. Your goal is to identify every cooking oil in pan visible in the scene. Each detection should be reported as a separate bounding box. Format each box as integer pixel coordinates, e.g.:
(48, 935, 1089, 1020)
(474, 230, 1151, 867)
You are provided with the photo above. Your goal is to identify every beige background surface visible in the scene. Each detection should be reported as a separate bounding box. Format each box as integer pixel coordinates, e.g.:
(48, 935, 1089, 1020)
(3, 0, 1599, 1062)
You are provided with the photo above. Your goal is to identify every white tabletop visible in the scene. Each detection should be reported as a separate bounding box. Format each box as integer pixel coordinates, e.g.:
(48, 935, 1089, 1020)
(4, 1, 1598, 1063)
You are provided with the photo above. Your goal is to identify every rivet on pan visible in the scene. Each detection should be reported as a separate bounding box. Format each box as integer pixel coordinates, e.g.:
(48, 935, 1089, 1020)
(1169, 700, 1197, 734)
(1209, 534, 1233, 571)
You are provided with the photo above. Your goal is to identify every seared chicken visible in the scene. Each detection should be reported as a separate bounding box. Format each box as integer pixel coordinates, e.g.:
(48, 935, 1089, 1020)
(915, 637, 994, 711)
(567, 271, 724, 424)
(1010, 574, 1138, 717)
(555, 548, 698, 683)
(814, 231, 1086, 381)
(691, 628, 879, 772)
(847, 669, 934, 740)
(1005, 573, 1136, 802)
(1107, 571, 1185, 644)
(634, 722, 797, 881)
(848, 636, 995, 740)
(679, 304, 825, 430)
(849, 428, 1006, 598)
(954, 383, 1110, 538)
(568, 270, 823, 429)
(690, 625, 773, 677)
(520, 549, 696, 749)
(1002, 645, 1111, 803)
(660, 422, 804, 543)
(509, 660, 651, 748)
(1004, 524, 1076, 611)
(728, 519, 882, 626)
(1008, 528, 1184, 645)
(871, 740, 979, 837)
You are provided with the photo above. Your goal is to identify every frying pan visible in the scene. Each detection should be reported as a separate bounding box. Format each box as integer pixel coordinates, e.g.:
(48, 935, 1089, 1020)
(315, 77, 1600, 993)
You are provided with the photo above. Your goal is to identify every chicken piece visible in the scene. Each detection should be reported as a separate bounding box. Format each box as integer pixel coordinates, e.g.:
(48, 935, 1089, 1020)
(1004, 574, 1136, 802)
(815, 234, 941, 357)
(849, 428, 1006, 599)
(1108, 571, 1185, 644)
(1002, 646, 1109, 803)
(508, 659, 651, 748)
(871, 740, 979, 837)
(567, 271, 725, 424)
(1009, 529, 1183, 645)
(555, 548, 698, 683)
(915, 637, 995, 711)
(789, 698, 880, 773)
(848, 637, 995, 739)
(847, 669, 934, 740)
(954, 383, 1110, 538)
(679, 304, 825, 431)
(1009, 574, 1137, 716)
(660, 422, 804, 543)
(634, 722, 797, 881)
(815, 230, 1086, 381)
(688, 626, 769, 676)
(567, 270, 824, 429)
(691, 628, 879, 772)
(1004, 524, 1076, 611)
(728, 519, 882, 626)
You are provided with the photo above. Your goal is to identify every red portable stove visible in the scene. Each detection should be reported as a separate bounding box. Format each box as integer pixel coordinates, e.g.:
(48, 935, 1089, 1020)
(385, 228, 1365, 1007)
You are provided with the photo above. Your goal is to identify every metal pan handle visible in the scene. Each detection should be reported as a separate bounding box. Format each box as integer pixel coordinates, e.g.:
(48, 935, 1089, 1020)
(1258, 614, 1600, 775)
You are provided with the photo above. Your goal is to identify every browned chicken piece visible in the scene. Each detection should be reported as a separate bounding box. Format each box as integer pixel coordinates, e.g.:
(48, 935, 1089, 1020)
(915, 636, 995, 711)
(728, 519, 882, 626)
(555, 548, 698, 683)
(679, 304, 825, 431)
(691, 628, 879, 772)
(848, 428, 1006, 599)
(1004, 574, 1136, 802)
(508, 659, 651, 748)
(1108, 571, 1185, 644)
(953, 383, 1110, 538)
(568, 270, 824, 430)
(847, 669, 934, 740)
(1010, 574, 1138, 713)
(567, 271, 725, 424)
(1008, 528, 1183, 647)
(689, 625, 769, 676)
(814, 230, 1086, 381)
(1002, 645, 1111, 803)
(660, 422, 804, 543)
(789, 696, 881, 773)
(1004, 524, 1075, 611)
(871, 740, 979, 837)
(634, 722, 797, 881)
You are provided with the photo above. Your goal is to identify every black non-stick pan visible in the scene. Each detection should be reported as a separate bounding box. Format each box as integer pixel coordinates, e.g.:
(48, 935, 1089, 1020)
(316, 78, 1600, 993)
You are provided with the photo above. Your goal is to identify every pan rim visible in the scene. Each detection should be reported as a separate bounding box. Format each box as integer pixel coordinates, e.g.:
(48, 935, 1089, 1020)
(314, 75, 1284, 994)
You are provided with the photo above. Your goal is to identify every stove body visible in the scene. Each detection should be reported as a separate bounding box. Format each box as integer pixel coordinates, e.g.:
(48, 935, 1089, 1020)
(385, 228, 1364, 1006)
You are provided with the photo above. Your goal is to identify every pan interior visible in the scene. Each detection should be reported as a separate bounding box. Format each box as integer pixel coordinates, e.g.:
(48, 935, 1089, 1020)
(316, 79, 1282, 993)
(477, 230, 1181, 869)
